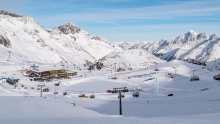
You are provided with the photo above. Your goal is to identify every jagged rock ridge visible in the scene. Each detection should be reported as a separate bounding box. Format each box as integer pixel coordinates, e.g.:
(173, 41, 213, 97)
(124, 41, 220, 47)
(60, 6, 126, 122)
(114, 30, 220, 63)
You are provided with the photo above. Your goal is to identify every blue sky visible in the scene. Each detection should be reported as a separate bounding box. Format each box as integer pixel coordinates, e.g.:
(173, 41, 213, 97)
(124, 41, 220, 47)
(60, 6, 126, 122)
(1, 0, 220, 42)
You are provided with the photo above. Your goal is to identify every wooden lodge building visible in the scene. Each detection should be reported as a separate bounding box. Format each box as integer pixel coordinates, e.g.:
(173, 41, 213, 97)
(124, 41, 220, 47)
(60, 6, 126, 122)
(27, 68, 77, 81)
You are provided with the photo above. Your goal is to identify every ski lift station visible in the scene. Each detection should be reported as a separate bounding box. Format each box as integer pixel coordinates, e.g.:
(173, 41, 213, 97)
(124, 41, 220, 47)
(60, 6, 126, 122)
(25, 68, 77, 82)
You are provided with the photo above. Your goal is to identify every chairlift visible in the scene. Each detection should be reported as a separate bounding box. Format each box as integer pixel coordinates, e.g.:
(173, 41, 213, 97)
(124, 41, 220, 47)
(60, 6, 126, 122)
(112, 87, 129, 93)
(112, 90, 118, 94)
(122, 88, 129, 92)
(132, 92, 139, 97)
(54, 91, 58, 94)
(63, 91, 67, 96)
(107, 90, 112, 93)
(36, 88, 41, 90)
(118, 94, 125, 98)
(89, 92, 95, 99)
(43, 88, 49, 92)
(190, 76, 199, 81)
(54, 83, 59, 86)
(213, 74, 220, 80)
(190, 70, 199, 81)
(79, 92, 85, 97)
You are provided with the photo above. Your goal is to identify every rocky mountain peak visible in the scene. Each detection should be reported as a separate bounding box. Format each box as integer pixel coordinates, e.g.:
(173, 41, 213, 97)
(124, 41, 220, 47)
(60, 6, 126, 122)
(158, 39, 168, 44)
(56, 22, 81, 34)
(209, 34, 218, 41)
(197, 32, 209, 40)
(0, 10, 23, 17)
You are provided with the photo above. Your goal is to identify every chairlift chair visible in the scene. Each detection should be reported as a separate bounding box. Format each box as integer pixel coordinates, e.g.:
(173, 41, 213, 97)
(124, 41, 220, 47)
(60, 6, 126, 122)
(112, 90, 118, 94)
(132, 92, 139, 97)
(89, 93, 95, 99)
(190, 76, 199, 81)
(190, 70, 199, 81)
(54, 91, 58, 94)
(107, 90, 112, 93)
(213, 74, 220, 80)
(79, 93, 85, 97)
(63, 91, 67, 96)
(122, 88, 129, 92)
(118, 94, 125, 98)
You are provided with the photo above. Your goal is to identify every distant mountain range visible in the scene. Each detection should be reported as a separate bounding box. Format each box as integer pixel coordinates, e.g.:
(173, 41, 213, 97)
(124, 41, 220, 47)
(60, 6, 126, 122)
(1, 10, 220, 69)
(114, 30, 220, 63)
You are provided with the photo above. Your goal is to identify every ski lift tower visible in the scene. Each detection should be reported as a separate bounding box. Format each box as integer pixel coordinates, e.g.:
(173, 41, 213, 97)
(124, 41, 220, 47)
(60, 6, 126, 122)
(153, 78, 159, 94)
(30, 64, 39, 70)
(112, 87, 129, 115)
(38, 84, 45, 97)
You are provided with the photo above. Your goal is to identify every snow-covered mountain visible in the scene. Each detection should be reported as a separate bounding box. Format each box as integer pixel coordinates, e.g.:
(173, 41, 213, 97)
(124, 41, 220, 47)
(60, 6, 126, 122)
(0, 10, 120, 66)
(114, 30, 220, 63)
(2, 10, 220, 71)
(95, 49, 165, 71)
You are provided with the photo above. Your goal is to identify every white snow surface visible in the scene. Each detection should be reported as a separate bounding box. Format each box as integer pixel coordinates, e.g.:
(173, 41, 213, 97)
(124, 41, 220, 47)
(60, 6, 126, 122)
(1, 58, 220, 123)
(100, 49, 165, 71)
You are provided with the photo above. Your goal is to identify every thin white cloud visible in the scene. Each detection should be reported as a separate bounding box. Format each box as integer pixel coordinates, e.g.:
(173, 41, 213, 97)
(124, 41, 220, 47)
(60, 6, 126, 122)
(38, 0, 220, 25)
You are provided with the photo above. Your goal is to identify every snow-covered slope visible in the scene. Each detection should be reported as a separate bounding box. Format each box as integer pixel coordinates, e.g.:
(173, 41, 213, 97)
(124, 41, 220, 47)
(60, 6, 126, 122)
(1, 58, 220, 123)
(98, 49, 165, 71)
(0, 10, 120, 66)
(115, 30, 220, 63)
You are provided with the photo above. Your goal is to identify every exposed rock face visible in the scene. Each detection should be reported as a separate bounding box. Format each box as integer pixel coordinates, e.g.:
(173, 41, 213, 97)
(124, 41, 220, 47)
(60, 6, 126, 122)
(0, 10, 22, 17)
(56, 23, 81, 34)
(0, 34, 11, 48)
(37, 39, 47, 47)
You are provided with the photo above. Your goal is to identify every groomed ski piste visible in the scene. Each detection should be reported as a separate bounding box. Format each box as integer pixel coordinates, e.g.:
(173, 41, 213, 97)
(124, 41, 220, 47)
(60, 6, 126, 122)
(1, 57, 220, 124)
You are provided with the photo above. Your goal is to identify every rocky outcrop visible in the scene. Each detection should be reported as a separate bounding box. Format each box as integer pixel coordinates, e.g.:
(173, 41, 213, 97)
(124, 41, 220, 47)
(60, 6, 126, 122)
(0, 34, 11, 48)
(56, 23, 81, 34)
(0, 10, 22, 17)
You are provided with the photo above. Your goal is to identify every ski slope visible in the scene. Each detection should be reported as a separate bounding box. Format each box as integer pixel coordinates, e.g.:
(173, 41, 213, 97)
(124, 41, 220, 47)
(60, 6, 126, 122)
(1, 59, 220, 124)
